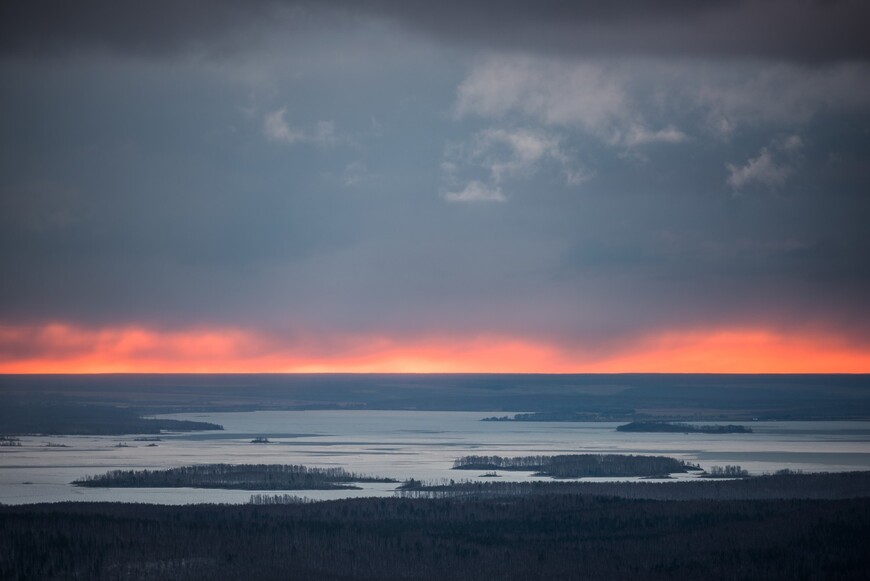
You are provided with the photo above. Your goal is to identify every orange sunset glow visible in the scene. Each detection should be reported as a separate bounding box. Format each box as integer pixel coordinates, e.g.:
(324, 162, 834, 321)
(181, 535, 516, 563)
(2, 323, 868, 374)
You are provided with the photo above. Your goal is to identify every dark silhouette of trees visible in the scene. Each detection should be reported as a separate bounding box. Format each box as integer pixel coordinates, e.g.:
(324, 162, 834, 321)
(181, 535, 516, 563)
(73, 463, 396, 490)
(453, 454, 698, 477)
(397, 471, 870, 501)
(248, 493, 311, 505)
(2, 494, 870, 580)
(0, 403, 222, 435)
(705, 465, 750, 478)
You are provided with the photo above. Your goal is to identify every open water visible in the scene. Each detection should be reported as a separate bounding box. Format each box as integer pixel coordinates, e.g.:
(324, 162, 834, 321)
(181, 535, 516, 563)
(2, 411, 870, 505)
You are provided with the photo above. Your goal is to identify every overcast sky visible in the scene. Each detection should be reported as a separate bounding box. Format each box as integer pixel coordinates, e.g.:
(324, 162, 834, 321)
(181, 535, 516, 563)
(2, 0, 869, 372)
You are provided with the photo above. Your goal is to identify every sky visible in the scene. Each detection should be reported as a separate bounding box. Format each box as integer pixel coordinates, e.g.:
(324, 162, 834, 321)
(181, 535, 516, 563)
(1, 0, 870, 373)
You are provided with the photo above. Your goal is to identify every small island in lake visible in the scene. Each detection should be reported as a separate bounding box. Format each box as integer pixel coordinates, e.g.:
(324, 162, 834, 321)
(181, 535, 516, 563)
(616, 421, 752, 434)
(452, 453, 699, 478)
(74, 463, 397, 491)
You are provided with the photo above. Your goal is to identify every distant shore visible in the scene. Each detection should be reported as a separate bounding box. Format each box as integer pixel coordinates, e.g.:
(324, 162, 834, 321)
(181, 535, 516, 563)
(616, 421, 752, 434)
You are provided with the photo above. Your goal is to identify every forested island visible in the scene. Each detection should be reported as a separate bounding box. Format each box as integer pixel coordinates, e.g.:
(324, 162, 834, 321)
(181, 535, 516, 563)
(616, 421, 752, 434)
(73, 464, 396, 490)
(452, 454, 699, 478)
(0, 403, 222, 435)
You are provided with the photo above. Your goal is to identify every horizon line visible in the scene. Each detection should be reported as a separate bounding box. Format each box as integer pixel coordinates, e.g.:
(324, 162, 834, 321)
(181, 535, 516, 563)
(3, 371, 869, 376)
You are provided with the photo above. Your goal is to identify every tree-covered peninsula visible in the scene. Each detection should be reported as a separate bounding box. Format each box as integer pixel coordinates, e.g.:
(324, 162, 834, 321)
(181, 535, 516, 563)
(0, 402, 222, 435)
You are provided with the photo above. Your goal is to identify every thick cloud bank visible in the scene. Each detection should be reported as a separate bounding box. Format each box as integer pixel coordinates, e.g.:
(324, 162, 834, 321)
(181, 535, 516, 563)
(1, 1, 869, 370)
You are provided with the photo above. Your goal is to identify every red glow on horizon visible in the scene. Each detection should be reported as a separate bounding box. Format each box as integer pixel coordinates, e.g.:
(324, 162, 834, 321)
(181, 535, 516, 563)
(1, 323, 869, 374)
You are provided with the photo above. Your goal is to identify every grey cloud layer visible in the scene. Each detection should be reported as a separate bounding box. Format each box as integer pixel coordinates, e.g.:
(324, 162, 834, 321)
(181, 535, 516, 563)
(1, 2, 869, 349)
(371, 0, 870, 63)
(3, 0, 869, 62)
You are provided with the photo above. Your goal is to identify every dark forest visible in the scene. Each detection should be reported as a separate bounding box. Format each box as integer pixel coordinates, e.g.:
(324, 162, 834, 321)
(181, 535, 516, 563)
(3, 494, 869, 580)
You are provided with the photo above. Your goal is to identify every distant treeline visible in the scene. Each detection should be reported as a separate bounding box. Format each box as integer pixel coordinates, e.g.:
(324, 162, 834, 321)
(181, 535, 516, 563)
(248, 493, 312, 505)
(74, 463, 396, 490)
(397, 470, 870, 501)
(452, 454, 698, 478)
(482, 410, 634, 422)
(0, 403, 222, 435)
(5, 373, 870, 420)
(704, 465, 750, 478)
(616, 421, 752, 434)
(3, 495, 870, 580)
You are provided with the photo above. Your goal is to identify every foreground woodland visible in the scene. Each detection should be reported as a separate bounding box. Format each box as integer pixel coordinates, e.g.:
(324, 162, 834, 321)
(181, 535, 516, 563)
(3, 493, 870, 580)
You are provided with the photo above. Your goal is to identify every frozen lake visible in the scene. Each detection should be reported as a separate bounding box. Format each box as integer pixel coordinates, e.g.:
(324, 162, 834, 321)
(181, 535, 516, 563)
(2, 410, 870, 505)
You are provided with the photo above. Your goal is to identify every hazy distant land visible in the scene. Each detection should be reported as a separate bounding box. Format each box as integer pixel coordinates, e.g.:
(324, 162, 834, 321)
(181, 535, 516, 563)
(0, 402, 223, 435)
(3, 373, 870, 421)
(485, 415, 755, 434)
(615, 421, 752, 434)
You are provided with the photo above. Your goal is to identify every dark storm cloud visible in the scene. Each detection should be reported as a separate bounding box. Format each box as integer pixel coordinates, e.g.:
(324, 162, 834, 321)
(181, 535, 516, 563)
(0, 0, 284, 58)
(2, 0, 869, 62)
(360, 0, 870, 63)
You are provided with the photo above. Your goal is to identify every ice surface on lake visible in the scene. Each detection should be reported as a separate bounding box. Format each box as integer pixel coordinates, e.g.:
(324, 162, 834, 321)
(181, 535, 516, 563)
(2, 410, 870, 505)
